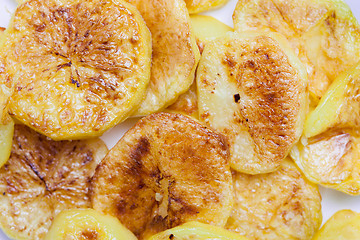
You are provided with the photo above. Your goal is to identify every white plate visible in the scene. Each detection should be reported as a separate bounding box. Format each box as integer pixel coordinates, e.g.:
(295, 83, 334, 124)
(0, 0, 360, 239)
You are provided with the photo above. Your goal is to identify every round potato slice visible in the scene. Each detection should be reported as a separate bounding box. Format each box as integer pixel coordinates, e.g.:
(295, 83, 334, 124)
(225, 158, 322, 240)
(197, 31, 307, 174)
(233, 0, 360, 102)
(290, 131, 360, 195)
(91, 112, 233, 239)
(148, 221, 249, 240)
(185, 0, 229, 14)
(127, 0, 200, 116)
(0, 125, 108, 240)
(0, 0, 151, 140)
(45, 209, 137, 240)
(313, 210, 360, 240)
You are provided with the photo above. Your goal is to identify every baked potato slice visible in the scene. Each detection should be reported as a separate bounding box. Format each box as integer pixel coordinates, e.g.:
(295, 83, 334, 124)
(148, 221, 249, 240)
(185, 0, 229, 14)
(91, 112, 233, 239)
(233, 0, 360, 102)
(197, 31, 307, 174)
(44, 209, 137, 240)
(313, 210, 360, 240)
(1, 0, 151, 140)
(225, 158, 322, 240)
(0, 125, 107, 240)
(127, 0, 200, 116)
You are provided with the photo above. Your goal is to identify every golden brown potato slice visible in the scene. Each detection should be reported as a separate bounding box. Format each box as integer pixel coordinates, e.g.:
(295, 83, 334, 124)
(190, 14, 233, 53)
(197, 31, 307, 174)
(185, 0, 229, 14)
(305, 62, 360, 138)
(1, 0, 151, 140)
(0, 125, 108, 240)
(148, 221, 249, 240)
(290, 130, 360, 195)
(225, 158, 322, 240)
(127, 0, 200, 116)
(91, 112, 233, 239)
(313, 210, 360, 240)
(233, 0, 360, 102)
(44, 209, 137, 240)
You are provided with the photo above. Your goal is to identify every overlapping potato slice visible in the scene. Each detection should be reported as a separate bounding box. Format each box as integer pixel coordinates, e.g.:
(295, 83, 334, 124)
(313, 210, 360, 240)
(225, 158, 322, 240)
(1, 0, 151, 140)
(127, 0, 200, 116)
(185, 0, 229, 14)
(190, 14, 232, 53)
(290, 131, 360, 195)
(197, 31, 307, 174)
(166, 82, 198, 119)
(91, 112, 233, 239)
(148, 221, 249, 240)
(305, 62, 360, 138)
(0, 125, 107, 240)
(44, 209, 137, 240)
(233, 0, 360, 102)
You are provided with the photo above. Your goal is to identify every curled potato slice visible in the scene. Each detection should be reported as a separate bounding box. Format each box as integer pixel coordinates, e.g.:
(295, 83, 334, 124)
(0, 125, 108, 240)
(91, 112, 233, 239)
(44, 209, 137, 240)
(233, 0, 360, 102)
(185, 0, 229, 14)
(305, 62, 360, 138)
(127, 0, 200, 116)
(290, 131, 360, 195)
(148, 221, 249, 240)
(197, 31, 307, 174)
(313, 210, 360, 240)
(225, 158, 322, 240)
(1, 0, 151, 140)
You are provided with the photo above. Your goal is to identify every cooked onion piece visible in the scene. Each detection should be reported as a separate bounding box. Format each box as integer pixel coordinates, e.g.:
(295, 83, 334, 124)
(91, 112, 233, 239)
(226, 159, 322, 240)
(127, 0, 200, 116)
(0, 125, 107, 240)
(1, 0, 152, 140)
(197, 31, 307, 174)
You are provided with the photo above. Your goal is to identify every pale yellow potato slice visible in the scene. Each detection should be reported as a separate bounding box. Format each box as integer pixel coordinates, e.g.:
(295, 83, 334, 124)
(225, 158, 322, 240)
(185, 0, 229, 14)
(233, 0, 360, 102)
(127, 0, 200, 116)
(91, 112, 233, 239)
(190, 14, 233, 53)
(313, 210, 360, 240)
(197, 31, 307, 174)
(45, 209, 137, 240)
(305, 62, 360, 138)
(148, 221, 249, 240)
(1, 0, 151, 140)
(0, 125, 108, 240)
(290, 131, 360, 195)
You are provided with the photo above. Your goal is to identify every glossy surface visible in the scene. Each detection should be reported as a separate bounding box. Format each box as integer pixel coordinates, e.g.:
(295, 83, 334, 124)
(91, 113, 233, 239)
(1, 0, 151, 140)
(197, 31, 307, 174)
(0, 125, 108, 240)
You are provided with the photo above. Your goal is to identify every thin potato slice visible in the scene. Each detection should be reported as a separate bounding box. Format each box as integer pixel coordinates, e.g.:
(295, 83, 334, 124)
(91, 112, 233, 239)
(148, 221, 249, 240)
(45, 209, 137, 240)
(225, 159, 322, 240)
(313, 210, 360, 240)
(305, 62, 360, 138)
(128, 0, 200, 116)
(197, 31, 307, 174)
(1, 0, 151, 140)
(0, 125, 108, 240)
(185, 0, 229, 14)
(233, 0, 360, 102)
(290, 131, 360, 195)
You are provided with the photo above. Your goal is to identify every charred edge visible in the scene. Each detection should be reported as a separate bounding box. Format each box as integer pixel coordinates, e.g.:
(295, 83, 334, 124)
(71, 76, 80, 87)
(169, 234, 174, 239)
(56, 61, 72, 71)
(234, 93, 240, 103)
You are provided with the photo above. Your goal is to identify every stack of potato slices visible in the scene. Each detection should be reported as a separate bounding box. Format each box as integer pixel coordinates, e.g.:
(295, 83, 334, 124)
(0, 0, 360, 239)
